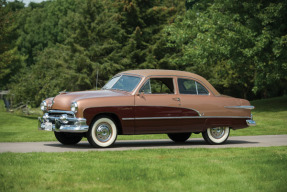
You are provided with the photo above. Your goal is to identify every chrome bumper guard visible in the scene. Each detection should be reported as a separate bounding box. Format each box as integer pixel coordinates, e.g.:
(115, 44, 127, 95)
(246, 114, 256, 126)
(38, 110, 89, 133)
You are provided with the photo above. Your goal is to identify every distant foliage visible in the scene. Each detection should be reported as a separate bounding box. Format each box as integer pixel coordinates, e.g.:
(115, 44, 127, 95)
(1, 0, 184, 106)
(0, 0, 286, 106)
(165, 0, 287, 99)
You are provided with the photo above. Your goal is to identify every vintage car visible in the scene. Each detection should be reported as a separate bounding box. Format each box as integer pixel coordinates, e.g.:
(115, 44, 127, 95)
(38, 69, 256, 147)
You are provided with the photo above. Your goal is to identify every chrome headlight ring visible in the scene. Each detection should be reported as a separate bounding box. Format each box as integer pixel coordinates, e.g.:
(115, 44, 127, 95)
(71, 102, 78, 113)
(51, 98, 55, 108)
(40, 100, 47, 112)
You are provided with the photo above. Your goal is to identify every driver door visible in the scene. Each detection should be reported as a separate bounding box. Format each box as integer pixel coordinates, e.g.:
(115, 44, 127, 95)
(134, 77, 182, 134)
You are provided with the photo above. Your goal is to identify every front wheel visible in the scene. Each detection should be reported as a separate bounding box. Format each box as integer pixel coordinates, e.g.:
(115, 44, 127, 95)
(167, 133, 191, 143)
(54, 132, 83, 145)
(87, 116, 118, 148)
(202, 127, 230, 145)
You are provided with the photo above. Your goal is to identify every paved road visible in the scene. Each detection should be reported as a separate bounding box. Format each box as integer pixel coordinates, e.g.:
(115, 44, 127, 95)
(0, 135, 286, 153)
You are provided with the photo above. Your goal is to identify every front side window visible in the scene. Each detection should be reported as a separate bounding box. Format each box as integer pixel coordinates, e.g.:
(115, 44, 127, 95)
(178, 78, 209, 95)
(139, 78, 174, 94)
(102, 75, 141, 92)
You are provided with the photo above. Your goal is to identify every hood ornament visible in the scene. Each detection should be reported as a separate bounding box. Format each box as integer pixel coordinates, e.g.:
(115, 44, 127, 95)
(59, 90, 67, 94)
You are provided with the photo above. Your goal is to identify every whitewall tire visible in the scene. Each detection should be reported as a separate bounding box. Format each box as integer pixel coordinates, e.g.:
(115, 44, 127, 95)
(87, 116, 118, 148)
(202, 127, 230, 144)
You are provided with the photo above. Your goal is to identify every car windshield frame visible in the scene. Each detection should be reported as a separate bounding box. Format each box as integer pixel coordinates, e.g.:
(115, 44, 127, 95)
(102, 75, 142, 92)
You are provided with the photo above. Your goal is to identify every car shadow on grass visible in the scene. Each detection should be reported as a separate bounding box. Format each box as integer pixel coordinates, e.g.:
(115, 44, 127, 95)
(44, 139, 259, 150)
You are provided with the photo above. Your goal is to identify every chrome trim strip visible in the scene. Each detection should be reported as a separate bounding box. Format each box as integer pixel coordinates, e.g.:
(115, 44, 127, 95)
(225, 106, 255, 110)
(135, 105, 201, 116)
(122, 116, 251, 121)
(48, 110, 75, 115)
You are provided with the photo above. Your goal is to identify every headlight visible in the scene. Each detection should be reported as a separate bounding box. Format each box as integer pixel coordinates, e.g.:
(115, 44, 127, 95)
(51, 98, 55, 108)
(40, 100, 47, 111)
(71, 102, 78, 113)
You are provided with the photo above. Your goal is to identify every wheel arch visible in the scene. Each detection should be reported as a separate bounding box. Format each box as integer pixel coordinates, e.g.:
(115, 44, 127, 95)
(90, 113, 123, 135)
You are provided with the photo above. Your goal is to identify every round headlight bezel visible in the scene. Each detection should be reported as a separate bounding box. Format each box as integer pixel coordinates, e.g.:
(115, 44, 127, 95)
(71, 102, 78, 114)
(51, 98, 55, 108)
(40, 100, 47, 112)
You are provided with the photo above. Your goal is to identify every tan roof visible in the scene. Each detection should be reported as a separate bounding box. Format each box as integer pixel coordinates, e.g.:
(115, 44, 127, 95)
(120, 69, 220, 96)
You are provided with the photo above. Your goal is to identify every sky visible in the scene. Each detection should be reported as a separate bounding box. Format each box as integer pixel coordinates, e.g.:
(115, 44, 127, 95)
(23, 0, 46, 4)
(7, 0, 47, 6)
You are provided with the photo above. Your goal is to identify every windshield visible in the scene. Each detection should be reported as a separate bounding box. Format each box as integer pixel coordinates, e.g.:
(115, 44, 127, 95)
(102, 75, 141, 92)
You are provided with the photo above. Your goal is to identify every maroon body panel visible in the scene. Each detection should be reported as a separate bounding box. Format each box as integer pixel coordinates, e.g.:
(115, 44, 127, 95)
(83, 105, 205, 134)
(83, 106, 135, 134)
(134, 106, 204, 133)
(205, 118, 248, 129)
(83, 105, 249, 135)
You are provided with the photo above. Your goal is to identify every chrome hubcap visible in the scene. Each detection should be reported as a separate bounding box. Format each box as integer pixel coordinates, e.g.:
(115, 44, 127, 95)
(210, 127, 225, 139)
(96, 123, 112, 142)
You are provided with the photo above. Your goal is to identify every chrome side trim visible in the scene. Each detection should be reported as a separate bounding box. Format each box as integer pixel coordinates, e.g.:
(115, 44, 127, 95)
(134, 105, 201, 116)
(225, 106, 255, 110)
(122, 116, 251, 121)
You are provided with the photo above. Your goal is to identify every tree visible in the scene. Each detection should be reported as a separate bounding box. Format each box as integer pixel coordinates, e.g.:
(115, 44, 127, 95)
(10, 46, 76, 106)
(165, 0, 287, 99)
(0, 0, 25, 90)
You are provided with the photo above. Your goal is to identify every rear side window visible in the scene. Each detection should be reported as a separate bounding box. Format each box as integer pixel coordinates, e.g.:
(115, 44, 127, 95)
(178, 78, 209, 95)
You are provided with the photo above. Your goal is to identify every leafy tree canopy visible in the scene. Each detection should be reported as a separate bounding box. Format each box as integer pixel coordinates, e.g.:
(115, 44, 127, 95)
(0, 0, 286, 106)
(165, 0, 287, 98)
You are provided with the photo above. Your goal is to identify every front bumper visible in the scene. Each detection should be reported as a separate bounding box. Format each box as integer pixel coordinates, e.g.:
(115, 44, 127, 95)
(38, 110, 89, 133)
(246, 114, 256, 126)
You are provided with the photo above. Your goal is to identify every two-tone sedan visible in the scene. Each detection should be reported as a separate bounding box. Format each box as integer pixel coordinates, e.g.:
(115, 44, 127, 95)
(38, 70, 256, 147)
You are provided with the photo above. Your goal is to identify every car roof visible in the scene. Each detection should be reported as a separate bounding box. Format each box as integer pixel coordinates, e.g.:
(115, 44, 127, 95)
(119, 69, 220, 96)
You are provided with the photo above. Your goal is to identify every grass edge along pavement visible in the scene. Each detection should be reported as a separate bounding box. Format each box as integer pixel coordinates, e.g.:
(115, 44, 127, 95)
(0, 96, 286, 142)
(0, 146, 286, 192)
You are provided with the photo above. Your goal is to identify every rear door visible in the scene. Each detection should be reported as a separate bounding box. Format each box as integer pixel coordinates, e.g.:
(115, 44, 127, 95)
(177, 78, 208, 132)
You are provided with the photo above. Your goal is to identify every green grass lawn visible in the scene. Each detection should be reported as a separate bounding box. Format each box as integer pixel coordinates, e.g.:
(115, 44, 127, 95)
(0, 147, 286, 192)
(0, 96, 286, 142)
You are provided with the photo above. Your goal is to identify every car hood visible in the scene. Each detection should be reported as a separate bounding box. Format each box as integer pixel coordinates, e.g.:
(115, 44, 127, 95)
(51, 90, 129, 111)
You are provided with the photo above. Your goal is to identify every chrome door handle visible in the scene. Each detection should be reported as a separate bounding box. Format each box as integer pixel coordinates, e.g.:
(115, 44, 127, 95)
(173, 97, 180, 101)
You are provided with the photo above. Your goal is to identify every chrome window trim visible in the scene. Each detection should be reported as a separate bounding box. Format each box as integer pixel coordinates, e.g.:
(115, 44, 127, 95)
(195, 81, 198, 95)
(225, 106, 255, 110)
(122, 116, 251, 121)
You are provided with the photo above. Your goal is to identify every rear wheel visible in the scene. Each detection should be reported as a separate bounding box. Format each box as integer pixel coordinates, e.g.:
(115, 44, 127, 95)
(202, 127, 230, 144)
(54, 132, 83, 145)
(87, 116, 118, 148)
(167, 133, 191, 143)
